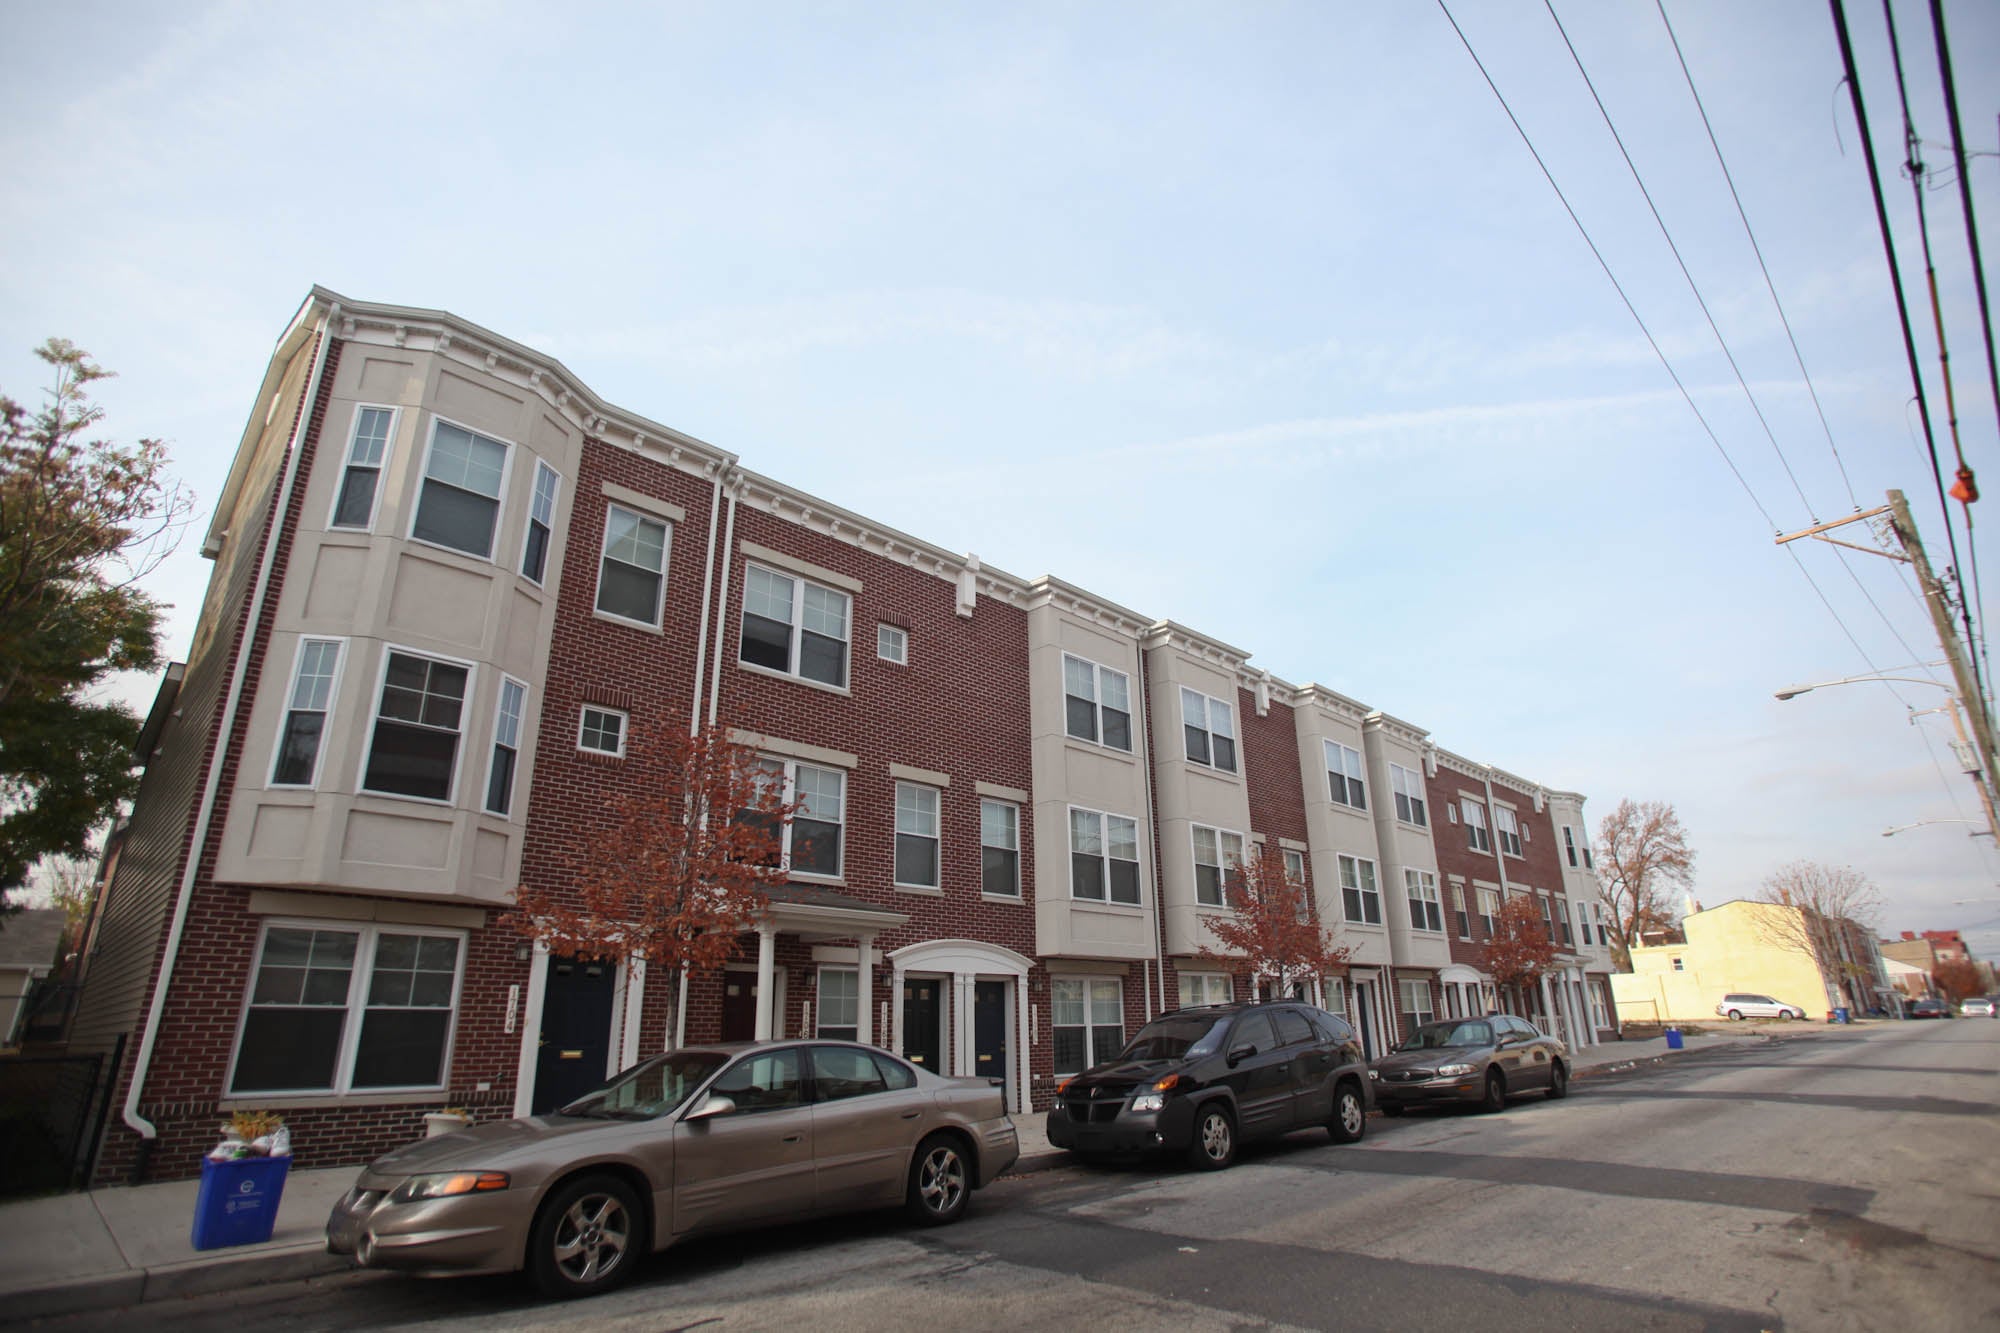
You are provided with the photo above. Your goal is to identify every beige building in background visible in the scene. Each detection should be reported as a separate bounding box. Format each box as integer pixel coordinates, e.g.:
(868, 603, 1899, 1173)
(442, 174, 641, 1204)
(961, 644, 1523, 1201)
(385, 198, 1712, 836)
(1612, 898, 1887, 1023)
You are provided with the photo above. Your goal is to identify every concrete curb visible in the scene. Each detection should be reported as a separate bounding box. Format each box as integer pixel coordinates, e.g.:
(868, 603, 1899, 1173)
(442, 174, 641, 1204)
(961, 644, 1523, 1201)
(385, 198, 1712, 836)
(0, 1243, 346, 1324)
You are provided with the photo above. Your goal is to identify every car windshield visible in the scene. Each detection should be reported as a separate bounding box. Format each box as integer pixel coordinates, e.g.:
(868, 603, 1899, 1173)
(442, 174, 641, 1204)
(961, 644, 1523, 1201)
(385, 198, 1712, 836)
(1118, 1014, 1233, 1061)
(559, 1049, 730, 1120)
(1399, 1021, 1493, 1051)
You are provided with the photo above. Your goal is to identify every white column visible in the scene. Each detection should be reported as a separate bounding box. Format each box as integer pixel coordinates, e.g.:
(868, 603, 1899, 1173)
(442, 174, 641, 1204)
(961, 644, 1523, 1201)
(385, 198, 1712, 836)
(512, 944, 551, 1119)
(954, 974, 976, 1076)
(754, 926, 777, 1041)
(1014, 973, 1031, 1114)
(1537, 974, 1558, 1041)
(856, 933, 875, 1047)
(620, 956, 646, 1069)
(890, 962, 906, 1058)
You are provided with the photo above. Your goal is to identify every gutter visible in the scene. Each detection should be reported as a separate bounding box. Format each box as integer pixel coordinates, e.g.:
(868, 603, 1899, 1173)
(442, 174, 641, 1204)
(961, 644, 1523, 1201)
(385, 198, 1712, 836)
(122, 305, 337, 1155)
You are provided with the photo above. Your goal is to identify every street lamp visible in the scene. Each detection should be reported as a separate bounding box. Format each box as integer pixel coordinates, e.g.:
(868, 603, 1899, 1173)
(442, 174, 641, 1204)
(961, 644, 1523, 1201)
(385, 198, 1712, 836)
(1772, 662, 1949, 702)
(1882, 820, 1994, 837)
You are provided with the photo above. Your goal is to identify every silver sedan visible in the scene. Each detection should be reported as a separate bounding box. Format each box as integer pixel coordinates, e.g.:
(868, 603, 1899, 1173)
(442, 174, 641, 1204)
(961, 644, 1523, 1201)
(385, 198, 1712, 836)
(326, 1040, 1019, 1298)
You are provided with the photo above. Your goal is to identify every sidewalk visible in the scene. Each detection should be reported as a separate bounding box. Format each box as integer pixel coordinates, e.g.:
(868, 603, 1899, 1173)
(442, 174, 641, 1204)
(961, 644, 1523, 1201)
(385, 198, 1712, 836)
(0, 1022, 1848, 1322)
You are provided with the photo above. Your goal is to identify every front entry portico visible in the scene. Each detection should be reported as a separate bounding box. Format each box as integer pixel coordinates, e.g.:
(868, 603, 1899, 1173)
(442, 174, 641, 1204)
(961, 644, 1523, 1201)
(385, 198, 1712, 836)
(889, 939, 1033, 1114)
(746, 885, 908, 1046)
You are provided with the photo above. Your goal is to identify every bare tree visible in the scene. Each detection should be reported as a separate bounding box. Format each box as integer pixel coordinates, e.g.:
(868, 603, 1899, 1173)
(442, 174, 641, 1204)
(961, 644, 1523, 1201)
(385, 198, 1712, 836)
(1594, 799, 1695, 969)
(1755, 861, 1881, 1010)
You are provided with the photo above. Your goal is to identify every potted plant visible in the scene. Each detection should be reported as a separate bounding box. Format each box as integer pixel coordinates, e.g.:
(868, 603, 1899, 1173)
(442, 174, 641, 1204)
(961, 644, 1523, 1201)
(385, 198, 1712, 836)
(423, 1106, 473, 1137)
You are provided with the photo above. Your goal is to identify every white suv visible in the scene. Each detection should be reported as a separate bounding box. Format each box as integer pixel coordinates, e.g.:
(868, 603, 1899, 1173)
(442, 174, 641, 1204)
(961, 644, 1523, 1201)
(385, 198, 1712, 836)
(1716, 993, 1807, 1021)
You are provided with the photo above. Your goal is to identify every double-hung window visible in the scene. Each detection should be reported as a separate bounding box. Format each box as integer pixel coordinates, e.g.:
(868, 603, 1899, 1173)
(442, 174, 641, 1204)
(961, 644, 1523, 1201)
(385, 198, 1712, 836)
(1405, 868, 1443, 933)
(1451, 883, 1470, 938)
(1052, 977, 1123, 1075)
(1063, 654, 1132, 751)
(741, 564, 849, 688)
(1070, 808, 1140, 904)
(1390, 764, 1427, 826)
(361, 650, 470, 802)
(271, 637, 342, 787)
(329, 406, 394, 531)
(1325, 741, 1366, 810)
(1557, 897, 1573, 946)
(1397, 978, 1436, 1030)
(520, 461, 560, 584)
(1477, 887, 1499, 936)
(980, 799, 1020, 897)
(1562, 824, 1582, 868)
(411, 420, 508, 559)
(229, 921, 463, 1095)
(484, 677, 526, 816)
(1179, 973, 1231, 1008)
(595, 504, 669, 627)
(1538, 892, 1555, 942)
(815, 967, 858, 1040)
(755, 757, 844, 877)
(894, 782, 941, 889)
(1462, 800, 1492, 853)
(1338, 854, 1381, 925)
(1588, 983, 1611, 1030)
(1180, 687, 1237, 772)
(1281, 847, 1306, 885)
(1495, 807, 1523, 857)
(1191, 825, 1243, 907)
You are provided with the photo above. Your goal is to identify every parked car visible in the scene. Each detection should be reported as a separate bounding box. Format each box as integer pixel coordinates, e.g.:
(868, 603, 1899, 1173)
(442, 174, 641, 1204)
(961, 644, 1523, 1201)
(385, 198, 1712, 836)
(1715, 993, 1808, 1022)
(326, 1040, 1018, 1298)
(1959, 997, 1996, 1018)
(1046, 1001, 1372, 1170)
(1907, 996, 1952, 1019)
(1370, 1015, 1569, 1114)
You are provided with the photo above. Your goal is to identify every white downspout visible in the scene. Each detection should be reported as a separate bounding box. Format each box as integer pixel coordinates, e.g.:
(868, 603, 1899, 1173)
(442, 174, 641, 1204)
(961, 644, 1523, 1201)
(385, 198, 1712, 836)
(123, 306, 338, 1147)
(688, 470, 725, 736)
(707, 475, 740, 726)
(1133, 641, 1166, 1018)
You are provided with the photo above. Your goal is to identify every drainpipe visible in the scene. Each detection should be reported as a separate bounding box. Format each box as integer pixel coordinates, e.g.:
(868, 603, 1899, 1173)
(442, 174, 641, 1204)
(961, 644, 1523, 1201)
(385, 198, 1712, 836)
(706, 474, 740, 726)
(1133, 639, 1166, 1018)
(1480, 770, 1514, 1014)
(123, 304, 338, 1161)
(687, 469, 726, 735)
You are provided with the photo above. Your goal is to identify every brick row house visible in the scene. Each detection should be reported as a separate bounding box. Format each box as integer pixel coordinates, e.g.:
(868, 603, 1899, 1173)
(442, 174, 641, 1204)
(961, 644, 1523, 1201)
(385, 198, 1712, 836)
(65, 290, 1618, 1182)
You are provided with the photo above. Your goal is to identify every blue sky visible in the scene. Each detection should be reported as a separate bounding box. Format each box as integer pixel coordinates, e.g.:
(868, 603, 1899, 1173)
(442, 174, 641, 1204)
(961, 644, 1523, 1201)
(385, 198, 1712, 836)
(5, 2, 1999, 953)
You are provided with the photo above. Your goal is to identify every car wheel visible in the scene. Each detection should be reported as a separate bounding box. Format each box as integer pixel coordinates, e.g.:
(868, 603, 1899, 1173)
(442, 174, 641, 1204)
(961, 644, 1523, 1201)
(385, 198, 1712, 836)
(1726, 1009, 1743, 1020)
(1187, 1104, 1236, 1170)
(905, 1133, 970, 1226)
(1479, 1069, 1507, 1114)
(1545, 1060, 1568, 1101)
(528, 1173, 644, 1300)
(1327, 1082, 1367, 1144)
(1776, 1010, 1793, 1021)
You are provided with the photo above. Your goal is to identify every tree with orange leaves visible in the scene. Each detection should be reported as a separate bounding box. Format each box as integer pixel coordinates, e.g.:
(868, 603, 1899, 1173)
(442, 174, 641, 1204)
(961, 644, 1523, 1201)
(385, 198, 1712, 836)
(1480, 892, 1558, 1013)
(505, 720, 798, 1046)
(1195, 843, 1351, 1001)
(1933, 957, 1984, 1004)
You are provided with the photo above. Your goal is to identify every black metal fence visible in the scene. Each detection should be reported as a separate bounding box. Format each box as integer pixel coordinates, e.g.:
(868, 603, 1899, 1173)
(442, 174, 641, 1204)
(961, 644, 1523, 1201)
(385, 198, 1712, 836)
(0, 1036, 123, 1198)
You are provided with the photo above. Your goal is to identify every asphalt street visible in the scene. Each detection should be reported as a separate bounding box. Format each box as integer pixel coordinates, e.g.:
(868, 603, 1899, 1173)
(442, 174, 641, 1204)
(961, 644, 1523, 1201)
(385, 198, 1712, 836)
(21, 1021, 1998, 1332)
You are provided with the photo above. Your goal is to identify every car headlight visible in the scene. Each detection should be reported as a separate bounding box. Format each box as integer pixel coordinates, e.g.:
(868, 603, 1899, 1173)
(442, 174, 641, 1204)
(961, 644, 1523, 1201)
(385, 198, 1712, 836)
(388, 1171, 509, 1203)
(1436, 1063, 1476, 1077)
(1131, 1093, 1164, 1113)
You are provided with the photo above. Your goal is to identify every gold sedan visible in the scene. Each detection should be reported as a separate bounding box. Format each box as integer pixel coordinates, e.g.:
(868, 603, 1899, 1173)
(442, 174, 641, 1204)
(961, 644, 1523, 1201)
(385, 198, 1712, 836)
(326, 1041, 1019, 1298)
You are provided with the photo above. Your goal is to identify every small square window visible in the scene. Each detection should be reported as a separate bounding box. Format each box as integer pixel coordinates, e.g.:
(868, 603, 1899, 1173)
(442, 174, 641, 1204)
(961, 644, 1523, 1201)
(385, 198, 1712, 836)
(877, 623, 908, 664)
(578, 706, 627, 757)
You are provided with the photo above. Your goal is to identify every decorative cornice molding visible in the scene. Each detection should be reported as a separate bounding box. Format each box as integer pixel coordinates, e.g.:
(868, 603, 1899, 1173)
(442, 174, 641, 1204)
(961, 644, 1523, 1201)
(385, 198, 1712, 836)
(1140, 619, 1252, 669)
(1024, 576, 1152, 637)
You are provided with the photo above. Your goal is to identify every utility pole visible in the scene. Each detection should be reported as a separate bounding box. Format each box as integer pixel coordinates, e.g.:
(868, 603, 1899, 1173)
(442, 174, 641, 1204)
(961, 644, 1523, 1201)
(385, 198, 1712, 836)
(1885, 489, 2000, 792)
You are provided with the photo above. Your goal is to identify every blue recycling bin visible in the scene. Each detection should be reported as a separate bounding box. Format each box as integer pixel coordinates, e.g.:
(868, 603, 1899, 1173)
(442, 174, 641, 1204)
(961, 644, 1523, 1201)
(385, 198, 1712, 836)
(1664, 1027, 1684, 1050)
(1833, 1007, 1851, 1024)
(191, 1154, 291, 1250)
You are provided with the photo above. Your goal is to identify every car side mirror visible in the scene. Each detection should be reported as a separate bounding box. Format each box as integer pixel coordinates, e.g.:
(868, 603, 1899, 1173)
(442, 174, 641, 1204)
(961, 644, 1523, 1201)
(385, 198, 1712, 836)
(684, 1093, 737, 1122)
(1227, 1043, 1257, 1066)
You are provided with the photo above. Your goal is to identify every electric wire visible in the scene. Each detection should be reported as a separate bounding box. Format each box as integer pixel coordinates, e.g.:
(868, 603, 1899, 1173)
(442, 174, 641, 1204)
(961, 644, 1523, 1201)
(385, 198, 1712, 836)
(1548, 0, 1935, 678)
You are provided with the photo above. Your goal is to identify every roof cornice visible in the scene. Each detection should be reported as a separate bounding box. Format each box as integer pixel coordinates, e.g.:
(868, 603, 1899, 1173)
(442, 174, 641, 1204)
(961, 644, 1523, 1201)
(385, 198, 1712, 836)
(1025, 576, 1153, 638)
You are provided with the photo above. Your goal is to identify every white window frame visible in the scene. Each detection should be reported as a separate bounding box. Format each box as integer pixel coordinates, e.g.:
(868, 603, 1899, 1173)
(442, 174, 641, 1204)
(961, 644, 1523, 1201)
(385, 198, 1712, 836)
(1477, 886, 1499, 936)
(483, 676, 527, 817)
(1557, 897, 1573, 947)
(1398, 978, 1436, 1030)
(1179, 972, 1232, 1008)
(357, 645, 476, 805)
(1325, 740, 1367, 810)
(893, 781, 942, 890)
(1324, 978, 1347, 1018)
(1494, 806, 1524, 858)
(224, 917, 467, 1097)
(1052, 976, 1124, 1075)
(326, 405, 396, 532)
(578, 705, 628, 758)
(1338, 854, 1381, 925)
(593, 502, 671, 628)
(1281, 847, 1306, 886)
(815, 966, 859, 1039)
(762, 756, 846, 879)
(1390, 763, 1427, 826)
(1180, 687, 1237, 773)
(877, 623, 908, 665)
(269, 636, 345, 789)
(1463, 799, 1492, 853)
(980, 798, 1020, 898)
(739, 562, 851, 689)
(1588, 983, 1611, 1030)
(1191, 824, 1245, 907)
(1062, 653, 1133, 753)
(1451, 882, 1471, 939)
(519, 460, 561, 586)
(1404, 868, 1443, 933)
(1068, 805, 1142, 905)
(407, 415, 514, 562)
(1562, 824, 1581, 868)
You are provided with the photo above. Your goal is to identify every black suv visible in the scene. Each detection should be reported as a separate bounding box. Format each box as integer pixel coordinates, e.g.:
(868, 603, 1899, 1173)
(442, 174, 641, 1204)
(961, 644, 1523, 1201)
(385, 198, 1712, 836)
(1046, 1001, 1372, 1170)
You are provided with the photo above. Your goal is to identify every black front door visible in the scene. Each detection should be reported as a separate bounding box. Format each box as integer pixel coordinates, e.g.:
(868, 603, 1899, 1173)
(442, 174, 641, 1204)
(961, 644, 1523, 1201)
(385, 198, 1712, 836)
(973, 980, 1007, 1086)
(903, 978, 941, 1071)
(533, 956, 616, 1114)
(721, 972, 758, 1042)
